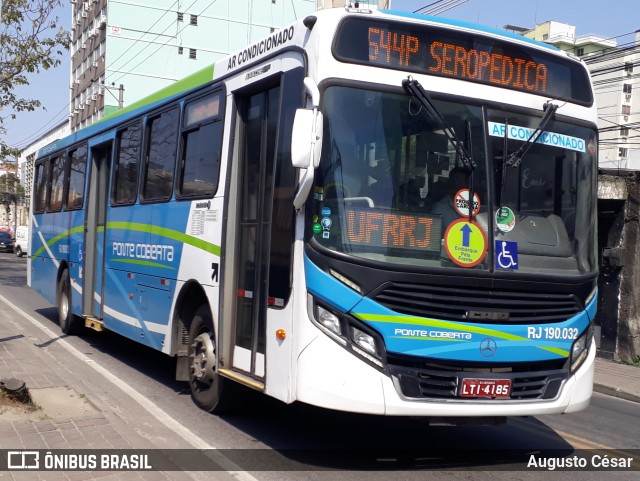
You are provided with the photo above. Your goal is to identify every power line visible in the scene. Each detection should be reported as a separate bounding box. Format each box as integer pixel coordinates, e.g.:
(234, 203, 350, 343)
(106, 0, 181, 73)
(11, 102, 70, 151)
(107, 0, 218, 88)
(105, 0, 194, 85)
(414, 0, 469, 16)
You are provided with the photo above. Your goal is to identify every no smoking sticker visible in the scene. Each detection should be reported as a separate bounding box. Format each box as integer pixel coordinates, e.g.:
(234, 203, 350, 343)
(444, 219, 487, 267)
(453, 189, 481, 217)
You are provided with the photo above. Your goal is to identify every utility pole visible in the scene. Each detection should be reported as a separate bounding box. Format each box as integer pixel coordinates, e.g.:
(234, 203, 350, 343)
(118, 84, 124, 109)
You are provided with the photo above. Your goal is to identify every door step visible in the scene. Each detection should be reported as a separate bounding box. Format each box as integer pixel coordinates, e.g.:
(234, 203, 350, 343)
(218, 369, 264, 391)
(85, 317, 104, 332)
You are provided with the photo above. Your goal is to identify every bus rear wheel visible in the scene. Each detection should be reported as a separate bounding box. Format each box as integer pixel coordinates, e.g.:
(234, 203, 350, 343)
(57, 269, 81, 335)
(188, 305, 235, 413)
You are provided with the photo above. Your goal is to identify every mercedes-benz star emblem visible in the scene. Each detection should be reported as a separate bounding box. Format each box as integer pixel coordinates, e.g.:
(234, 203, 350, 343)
(480, 338, 497, 357)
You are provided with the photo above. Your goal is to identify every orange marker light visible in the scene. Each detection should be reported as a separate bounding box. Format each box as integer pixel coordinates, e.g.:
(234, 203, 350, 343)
(276, 329, 286, 340)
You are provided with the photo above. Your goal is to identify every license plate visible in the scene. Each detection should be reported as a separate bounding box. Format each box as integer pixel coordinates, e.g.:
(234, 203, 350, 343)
(460, 378, 511, 399)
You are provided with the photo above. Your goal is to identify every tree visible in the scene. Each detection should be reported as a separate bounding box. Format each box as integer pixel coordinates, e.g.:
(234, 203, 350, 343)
(0, 0, 70, 160)
(0, 172, 23, 229)
(0, 172, 25, 196)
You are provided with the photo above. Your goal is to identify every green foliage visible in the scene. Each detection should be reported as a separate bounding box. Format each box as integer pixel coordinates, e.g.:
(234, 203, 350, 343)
(0, 0, 70, 160)
(0, 173, 24, 195)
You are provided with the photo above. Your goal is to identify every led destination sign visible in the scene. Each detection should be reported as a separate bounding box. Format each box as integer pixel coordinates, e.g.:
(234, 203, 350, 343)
(345, 208, 441, 252)
(333, 17, 593, 105)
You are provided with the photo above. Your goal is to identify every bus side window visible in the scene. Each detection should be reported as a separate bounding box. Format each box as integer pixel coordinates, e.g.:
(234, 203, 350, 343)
(142, 108, 179, 202)
(66, 145, 87, 210)
(33, 162, 48, 214)
(113, 123, 142, 205)
(48, 156, 66, 212)
(178, 92, 224, 198)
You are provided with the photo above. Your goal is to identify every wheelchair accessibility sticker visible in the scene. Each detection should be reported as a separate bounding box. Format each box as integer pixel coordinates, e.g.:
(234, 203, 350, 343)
(495, 240, 518, 269)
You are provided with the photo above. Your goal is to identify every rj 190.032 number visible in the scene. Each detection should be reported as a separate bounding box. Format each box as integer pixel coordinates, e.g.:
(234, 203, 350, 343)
(527, 327, 579, 340)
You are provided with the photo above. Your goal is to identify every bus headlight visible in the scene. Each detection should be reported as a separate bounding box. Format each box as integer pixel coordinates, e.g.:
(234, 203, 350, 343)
(352, 327, 377, 355)
(315, 304, 343, 337)
(310, 297, 386, 371)
(570, 323, 594, 372)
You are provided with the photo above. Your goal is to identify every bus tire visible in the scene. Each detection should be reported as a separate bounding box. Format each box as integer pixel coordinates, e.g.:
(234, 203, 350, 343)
(188, 305, 235, 413)
(57, 269, 81, 335)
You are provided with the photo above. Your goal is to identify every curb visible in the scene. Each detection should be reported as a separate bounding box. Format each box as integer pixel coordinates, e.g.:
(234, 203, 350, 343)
(593, 382, 640, 404)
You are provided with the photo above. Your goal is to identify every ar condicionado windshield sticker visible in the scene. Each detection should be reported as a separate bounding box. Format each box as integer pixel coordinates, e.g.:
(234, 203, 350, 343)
(488, 121, 586, 153)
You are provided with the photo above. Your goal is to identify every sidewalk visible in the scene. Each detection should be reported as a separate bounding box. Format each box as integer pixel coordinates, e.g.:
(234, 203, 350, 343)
(0, 294, 238, 481)
(593, 357, 640, 404)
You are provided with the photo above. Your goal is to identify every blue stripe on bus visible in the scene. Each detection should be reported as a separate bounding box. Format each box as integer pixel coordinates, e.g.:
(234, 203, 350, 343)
(304, 254, 363, 313)
(352, 296, 591, 362)
(381, 10, 559, 51)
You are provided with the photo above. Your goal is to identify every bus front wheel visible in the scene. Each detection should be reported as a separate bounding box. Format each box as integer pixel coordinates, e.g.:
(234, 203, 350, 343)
(188, 305, 235, 413)
(57, 269, 81, 335)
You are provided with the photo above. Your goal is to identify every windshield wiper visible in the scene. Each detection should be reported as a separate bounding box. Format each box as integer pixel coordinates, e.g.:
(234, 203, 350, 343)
(505, 101, 558, 168)
(402, 77, 475, 172)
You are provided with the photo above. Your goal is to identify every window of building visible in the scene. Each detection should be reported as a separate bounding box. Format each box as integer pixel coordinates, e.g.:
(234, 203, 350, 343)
(620, 127, 630, 136)
(623, 83, 632, 94)
(622, 105, 631, 115)
(179, 92, 224, 198)
(66, 145, 87, 209)
(576, 47, 584, 56)
(48, 156, 66, 212)
(625, 62, 634, 74)
(143, 108, 179, 201)
(189, 48, 196, 59)
(542, 34, 549, 40)
(190, 14, 198, 26)
(619, 148, 628, 159)
(113, 123, 142, 205)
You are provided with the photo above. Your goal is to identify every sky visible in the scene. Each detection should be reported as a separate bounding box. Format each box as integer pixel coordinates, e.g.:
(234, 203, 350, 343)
(4, 0, 639, 152)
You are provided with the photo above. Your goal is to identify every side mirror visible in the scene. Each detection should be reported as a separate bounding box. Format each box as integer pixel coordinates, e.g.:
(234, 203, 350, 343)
(292, 111, 323, 210)
(292, 77, 323, 210)
(291, 109, 314, 169)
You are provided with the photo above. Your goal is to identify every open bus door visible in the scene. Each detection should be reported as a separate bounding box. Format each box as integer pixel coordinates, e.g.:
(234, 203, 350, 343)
(219, 68, 303, 398)
(83, 142, 112, 328)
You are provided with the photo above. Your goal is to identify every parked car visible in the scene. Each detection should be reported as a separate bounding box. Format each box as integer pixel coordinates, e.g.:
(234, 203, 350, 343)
(14, 225, 28, 257)
(0, 231, 14, 253)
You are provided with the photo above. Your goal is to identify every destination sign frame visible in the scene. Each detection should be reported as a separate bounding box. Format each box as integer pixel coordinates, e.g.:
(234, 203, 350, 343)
(333, 17, 593, 106)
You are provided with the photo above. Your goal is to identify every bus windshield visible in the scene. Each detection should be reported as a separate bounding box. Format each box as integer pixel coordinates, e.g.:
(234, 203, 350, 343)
(309, 85, 597, 275)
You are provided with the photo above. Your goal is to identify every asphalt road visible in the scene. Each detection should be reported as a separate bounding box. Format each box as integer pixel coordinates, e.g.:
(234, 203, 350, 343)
(0, 253, 638, 480)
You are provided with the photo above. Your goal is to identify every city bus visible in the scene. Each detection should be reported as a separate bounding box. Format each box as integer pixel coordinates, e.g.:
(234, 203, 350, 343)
(29, 6, 598, 418)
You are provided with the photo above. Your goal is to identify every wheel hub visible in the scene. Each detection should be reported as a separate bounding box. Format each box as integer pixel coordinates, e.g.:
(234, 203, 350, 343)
(190, 332, 216, 384)
(60, 291, 69, 320)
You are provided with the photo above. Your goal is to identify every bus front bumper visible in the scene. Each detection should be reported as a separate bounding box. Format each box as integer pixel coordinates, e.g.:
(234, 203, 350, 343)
(296, 334, 595, 417)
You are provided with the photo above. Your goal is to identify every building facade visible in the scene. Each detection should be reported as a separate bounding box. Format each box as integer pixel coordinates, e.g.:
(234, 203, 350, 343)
(523, 21, 639, 169)
(69, 0, 319, 131)
(14, 121, 70, 227)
